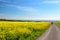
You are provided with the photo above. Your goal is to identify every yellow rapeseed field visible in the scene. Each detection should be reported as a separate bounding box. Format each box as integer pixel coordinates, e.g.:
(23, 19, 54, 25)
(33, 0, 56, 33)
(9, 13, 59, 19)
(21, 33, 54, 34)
(0, 21, 50, 40)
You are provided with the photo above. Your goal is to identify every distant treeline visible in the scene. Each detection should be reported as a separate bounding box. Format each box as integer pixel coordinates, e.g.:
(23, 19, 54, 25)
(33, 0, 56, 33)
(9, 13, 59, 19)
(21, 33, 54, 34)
(0, 19, 41, 22)
(0, 19, 54, 22)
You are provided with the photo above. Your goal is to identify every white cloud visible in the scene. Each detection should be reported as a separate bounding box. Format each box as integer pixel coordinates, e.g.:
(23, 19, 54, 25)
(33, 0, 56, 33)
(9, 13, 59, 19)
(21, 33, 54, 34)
(0, 13, 5, 16)
(16, 6, 38, 13)
(0, 0, 3, 1)
(11, 16, 60, 20)
(1, 4, 38, 13)
(0, 13, 60, 20)
(0, 0, 7, 2)
(42, 0, 60, 4)
(0, 13, 7, 19)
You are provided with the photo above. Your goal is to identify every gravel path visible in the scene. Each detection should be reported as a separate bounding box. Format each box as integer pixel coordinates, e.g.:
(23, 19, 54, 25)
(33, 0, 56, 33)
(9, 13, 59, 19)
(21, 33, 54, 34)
(36, 24, 60, 40)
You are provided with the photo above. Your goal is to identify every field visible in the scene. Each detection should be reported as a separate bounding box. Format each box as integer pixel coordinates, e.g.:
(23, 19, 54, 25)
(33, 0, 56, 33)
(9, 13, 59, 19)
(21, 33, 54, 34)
(55, 22, 60, 28)
(0, 21, 50, 40)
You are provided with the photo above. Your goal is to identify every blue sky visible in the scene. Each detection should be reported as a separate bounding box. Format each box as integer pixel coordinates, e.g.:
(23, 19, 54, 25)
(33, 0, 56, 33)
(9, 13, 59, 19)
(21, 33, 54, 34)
(0, 0, 60, 20)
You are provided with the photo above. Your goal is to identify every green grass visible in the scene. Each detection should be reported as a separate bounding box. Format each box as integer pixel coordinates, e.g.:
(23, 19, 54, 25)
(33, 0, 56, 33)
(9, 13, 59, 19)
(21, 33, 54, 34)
(55, 22, 60, 28)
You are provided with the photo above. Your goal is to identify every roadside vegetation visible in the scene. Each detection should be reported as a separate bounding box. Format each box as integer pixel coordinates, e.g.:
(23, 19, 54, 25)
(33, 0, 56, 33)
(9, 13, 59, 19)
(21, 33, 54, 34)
(0, 21, 50, 40)
(55, 22, 60, 28)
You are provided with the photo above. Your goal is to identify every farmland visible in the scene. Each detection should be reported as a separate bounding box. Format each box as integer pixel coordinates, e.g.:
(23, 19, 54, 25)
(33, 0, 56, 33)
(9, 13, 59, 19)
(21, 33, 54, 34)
(55, 22, 60, 28)
(0, 21, 50, 40)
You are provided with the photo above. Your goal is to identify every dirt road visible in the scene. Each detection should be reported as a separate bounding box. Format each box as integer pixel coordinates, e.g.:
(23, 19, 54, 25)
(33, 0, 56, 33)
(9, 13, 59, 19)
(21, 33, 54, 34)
(37, 24, 60, 40)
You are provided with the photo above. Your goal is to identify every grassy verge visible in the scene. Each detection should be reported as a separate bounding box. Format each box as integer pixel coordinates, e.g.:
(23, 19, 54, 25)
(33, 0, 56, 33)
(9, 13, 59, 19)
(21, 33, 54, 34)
(55, 22, 60, 28)
(0, 21, 50, 40)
